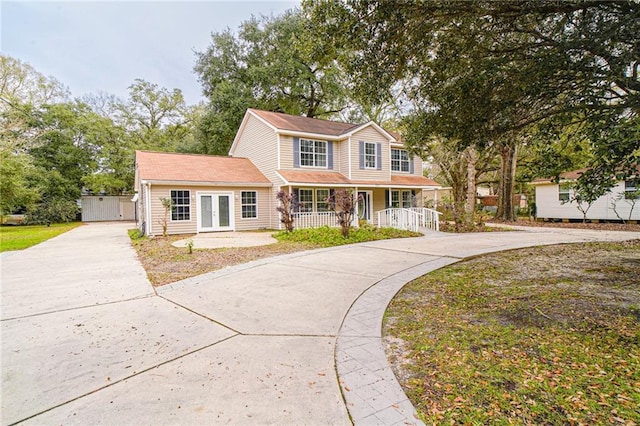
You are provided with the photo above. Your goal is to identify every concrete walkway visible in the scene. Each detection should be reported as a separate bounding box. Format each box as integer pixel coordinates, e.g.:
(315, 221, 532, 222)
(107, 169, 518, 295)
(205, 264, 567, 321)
(1, 223, 637, 425)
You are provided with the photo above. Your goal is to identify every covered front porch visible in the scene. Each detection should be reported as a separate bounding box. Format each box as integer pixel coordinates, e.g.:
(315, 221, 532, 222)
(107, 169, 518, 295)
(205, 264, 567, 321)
(287, 186, 440, 231)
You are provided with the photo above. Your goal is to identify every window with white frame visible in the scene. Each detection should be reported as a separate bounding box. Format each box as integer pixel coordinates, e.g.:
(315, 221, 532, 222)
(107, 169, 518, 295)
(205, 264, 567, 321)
(390, 191, 400, 208)
(625, 180, 639, 199)
(390, 190, 412, 208)
(300, 139, 327, 168)
(241, 191, 257, 218)
(364, 142, 377, 168)
(402, 190, 412, 208)
(316, 189, 330, 212)
(558, 183, 571, 202)
(170, 190, 190, 221)
(391, 149, 410, 172)
(298, 189, 314, 212)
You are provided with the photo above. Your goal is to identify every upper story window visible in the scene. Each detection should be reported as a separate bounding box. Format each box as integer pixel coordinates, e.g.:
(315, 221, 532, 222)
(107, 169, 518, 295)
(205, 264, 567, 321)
(170, 190, 190, 221)
(391, 149, 410, 172)
(300, 139, 327, 168)
(364, 142, 377, 168)
(359, 141, 381, 170)
(558, 183, 572, 203)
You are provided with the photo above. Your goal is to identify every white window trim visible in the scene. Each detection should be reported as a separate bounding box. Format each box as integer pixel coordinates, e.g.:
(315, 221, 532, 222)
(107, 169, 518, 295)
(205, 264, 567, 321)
(364, 142, 377, 169)
(558, 183, 572, 203)
(298, 188, 315, 212)
(300, 139, 328, 169)
(391, 148, 410, 173)
(391, 190, 412, 208)
(241, 191, 258, 219)
(170, 189, 191, 222)
(298, 188, 332, 212)
(316, 189, 330, 212)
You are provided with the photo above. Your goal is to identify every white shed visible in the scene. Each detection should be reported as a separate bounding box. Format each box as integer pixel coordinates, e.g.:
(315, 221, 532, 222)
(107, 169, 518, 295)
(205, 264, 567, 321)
(532, 170, 639, 222)
(81, 195, 135, 222)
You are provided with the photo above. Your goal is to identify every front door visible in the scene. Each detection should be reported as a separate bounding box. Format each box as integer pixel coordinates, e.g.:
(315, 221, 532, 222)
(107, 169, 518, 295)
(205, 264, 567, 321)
(198, 192, 233, 232)
(357, 191, 373, 223)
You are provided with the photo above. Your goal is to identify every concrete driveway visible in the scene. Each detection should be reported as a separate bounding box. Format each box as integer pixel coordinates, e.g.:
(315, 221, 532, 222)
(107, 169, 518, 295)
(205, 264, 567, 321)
(1, 222, 638, 425)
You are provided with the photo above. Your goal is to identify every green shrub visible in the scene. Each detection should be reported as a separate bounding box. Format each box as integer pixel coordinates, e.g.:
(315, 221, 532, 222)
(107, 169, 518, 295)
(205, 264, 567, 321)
(273, 226, 421, 247)
(26, 199, 79, 225)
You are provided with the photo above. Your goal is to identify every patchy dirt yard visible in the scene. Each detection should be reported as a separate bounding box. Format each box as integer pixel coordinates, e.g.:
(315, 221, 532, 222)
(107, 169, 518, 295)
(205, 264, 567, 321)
(130, 234, 316, 286)
(384, 240, 640, 425)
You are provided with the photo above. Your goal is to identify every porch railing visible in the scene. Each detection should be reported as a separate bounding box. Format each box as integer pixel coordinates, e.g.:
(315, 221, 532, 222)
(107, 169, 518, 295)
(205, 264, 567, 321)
(377, 207, 440, 232)
(293, 211, 338, 229)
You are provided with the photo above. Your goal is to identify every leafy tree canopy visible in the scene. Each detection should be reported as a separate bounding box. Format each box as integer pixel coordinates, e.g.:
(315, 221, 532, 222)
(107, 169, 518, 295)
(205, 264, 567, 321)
(309, 0, 640, 214)
(193, 8, 350, 154)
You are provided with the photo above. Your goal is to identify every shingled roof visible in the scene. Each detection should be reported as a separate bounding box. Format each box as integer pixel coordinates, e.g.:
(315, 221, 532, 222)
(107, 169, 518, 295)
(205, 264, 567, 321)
(249, 109, 362, 137)
(278, 170, 441, 188)
(136, 151, 271, 185)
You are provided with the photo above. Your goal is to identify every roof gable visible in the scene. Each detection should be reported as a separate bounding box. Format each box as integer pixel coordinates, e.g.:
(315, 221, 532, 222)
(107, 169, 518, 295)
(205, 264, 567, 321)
(136, 151, 270, 184)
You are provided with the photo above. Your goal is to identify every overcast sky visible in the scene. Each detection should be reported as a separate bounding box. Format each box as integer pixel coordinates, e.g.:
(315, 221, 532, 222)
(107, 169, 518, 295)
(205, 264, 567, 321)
(1, 0, 298, 105)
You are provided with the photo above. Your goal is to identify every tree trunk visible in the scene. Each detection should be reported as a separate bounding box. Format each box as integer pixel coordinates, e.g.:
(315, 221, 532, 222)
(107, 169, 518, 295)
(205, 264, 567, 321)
(465, 147, 477, 223)
(496, 142, 517, 221)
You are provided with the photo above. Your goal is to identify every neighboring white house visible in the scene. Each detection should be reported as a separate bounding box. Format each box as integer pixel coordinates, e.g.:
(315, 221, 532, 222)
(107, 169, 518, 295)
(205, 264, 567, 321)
(532, 169, 640, 221)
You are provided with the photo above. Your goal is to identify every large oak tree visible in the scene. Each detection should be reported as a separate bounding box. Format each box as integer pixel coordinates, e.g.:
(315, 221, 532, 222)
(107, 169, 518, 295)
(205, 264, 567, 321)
(310, 0, 639, 220)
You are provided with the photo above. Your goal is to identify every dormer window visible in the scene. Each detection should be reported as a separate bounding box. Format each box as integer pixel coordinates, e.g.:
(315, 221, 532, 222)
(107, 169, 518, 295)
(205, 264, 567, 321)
(300, 139, 327, 168)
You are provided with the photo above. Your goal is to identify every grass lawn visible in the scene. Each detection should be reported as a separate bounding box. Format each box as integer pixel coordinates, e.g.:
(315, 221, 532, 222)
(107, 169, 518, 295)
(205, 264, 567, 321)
(0, 223, 83, 252)
(384, 240, 640, 425)
(130, 226, 420, 286)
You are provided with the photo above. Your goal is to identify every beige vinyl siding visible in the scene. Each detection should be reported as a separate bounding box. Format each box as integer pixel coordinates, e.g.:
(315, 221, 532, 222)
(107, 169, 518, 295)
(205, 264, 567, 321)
(231, 114, 284, 229)
(233, 115, 279, 181)
(350, 127, 391, 181)
(148, 185, 272, 235)
(332, 139, 347, 175)
(279, 135, 294, 169)
(134, 162, 145, 230)
(282, 135, 345, 173)
(234, 188, 272, 231)
(371, 188, 388, 225)
(412, 155, 423, 176)
(148, 186, 196, 235)
(331, 139, 345, 174)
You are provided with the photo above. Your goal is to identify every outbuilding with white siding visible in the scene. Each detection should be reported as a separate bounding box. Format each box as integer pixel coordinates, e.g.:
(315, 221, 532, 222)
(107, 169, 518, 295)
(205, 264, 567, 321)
(532, 169, 639, 222)
(81, 195, 135, 222)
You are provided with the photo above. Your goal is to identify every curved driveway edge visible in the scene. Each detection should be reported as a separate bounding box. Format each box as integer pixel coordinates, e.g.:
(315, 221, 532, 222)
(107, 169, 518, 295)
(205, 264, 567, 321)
(336, 228, 639, 425)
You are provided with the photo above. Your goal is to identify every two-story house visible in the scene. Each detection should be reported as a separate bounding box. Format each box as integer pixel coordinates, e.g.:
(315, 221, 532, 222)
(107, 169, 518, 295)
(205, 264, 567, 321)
(134, 109, 442, 236)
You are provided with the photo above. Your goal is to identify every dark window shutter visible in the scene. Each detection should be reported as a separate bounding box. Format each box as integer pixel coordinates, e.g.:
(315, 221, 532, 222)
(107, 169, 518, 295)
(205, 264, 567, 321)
(385, 189, 390, 208)
(293, 137, 300, 168)
(327, 141, 333, 169)
(359, 141, 364, 169)
(376, 143, 382, 170)
(410, 159, 414, 174)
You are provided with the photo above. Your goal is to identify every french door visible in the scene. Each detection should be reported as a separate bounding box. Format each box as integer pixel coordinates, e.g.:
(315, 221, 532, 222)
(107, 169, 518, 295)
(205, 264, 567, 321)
(198, 192, 234, 232)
